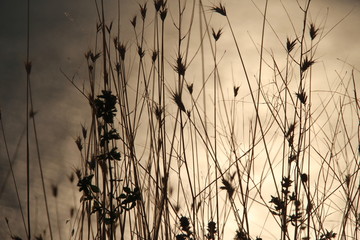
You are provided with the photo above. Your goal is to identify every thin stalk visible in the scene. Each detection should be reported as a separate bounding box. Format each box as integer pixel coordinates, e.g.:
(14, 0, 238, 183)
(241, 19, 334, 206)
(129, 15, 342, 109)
(28, 81, 54, 240)
(0, 115, 28, 237)
(213, 39, 220, 240)
(224, 10, 280, 199)
(199, 0, 212, 222)
(25, 0, 31, 238)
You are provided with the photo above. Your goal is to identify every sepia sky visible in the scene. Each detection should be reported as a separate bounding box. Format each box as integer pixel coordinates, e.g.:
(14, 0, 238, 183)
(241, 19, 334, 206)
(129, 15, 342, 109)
(1, 0, 360, 239)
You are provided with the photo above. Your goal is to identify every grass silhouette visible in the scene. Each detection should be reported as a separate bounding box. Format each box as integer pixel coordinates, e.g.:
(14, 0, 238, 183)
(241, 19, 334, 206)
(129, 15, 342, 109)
(1, 0, 359, 240)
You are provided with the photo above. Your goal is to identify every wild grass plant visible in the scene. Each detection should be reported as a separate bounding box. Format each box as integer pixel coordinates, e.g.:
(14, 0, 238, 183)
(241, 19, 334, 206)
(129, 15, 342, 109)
(1, 0, 360, 239)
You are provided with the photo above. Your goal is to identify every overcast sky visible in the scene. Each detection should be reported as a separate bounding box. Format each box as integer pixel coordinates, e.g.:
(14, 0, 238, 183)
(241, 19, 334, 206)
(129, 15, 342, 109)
(1, 0, 360, 239)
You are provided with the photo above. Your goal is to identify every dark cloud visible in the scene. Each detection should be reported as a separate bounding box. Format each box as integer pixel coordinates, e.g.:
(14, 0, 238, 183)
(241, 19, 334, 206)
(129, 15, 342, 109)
(0, 0, 95, 238)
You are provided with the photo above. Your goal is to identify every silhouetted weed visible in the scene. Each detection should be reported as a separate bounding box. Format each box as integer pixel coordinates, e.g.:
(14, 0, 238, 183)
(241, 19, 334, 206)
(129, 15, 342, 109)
(211, 3, 226, 16)
(6, 1, 359, 240)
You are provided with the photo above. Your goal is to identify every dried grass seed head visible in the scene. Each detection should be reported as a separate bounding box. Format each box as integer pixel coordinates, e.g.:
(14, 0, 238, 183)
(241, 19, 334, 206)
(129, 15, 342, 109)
(171, 90, 186, 112)
(152, 50, 158, 62)
(138, 46, 145, 58)
(139, 3, 147, 20)
(309, 23, 319, 40)
(75, 168, 82, 179)
(130, 15, 137, 28)
(187, 83, 193, 94)
(285, 122, 296, 138)
(286, 37, 296, 53)
(212, 27, 223, 41)
(117, 42, 126, 60)
(220, 178, 235, 198)
(75, 136, 83, 151)
(174, 54, 186, 76)
(345, 174, 351, 187)
(211, 3, 227, 16)
(154, 0, 167, 12)
(233, 86, 240, 97)
(68, 173, 75, 183)
(115, 62, 121, 73)
(90, 52, 101, 63)
(96, 22, 102, 33)
(301, 56, 315, 72)
(296, 88, 307, 104)
(160, 8, 168, 21)
(81, 124, 87, 139)
(106, 21, 113, 33)
(186, 110, 191, 118)
(154, 105, 163, 121)
(234, 229, 250, 240)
